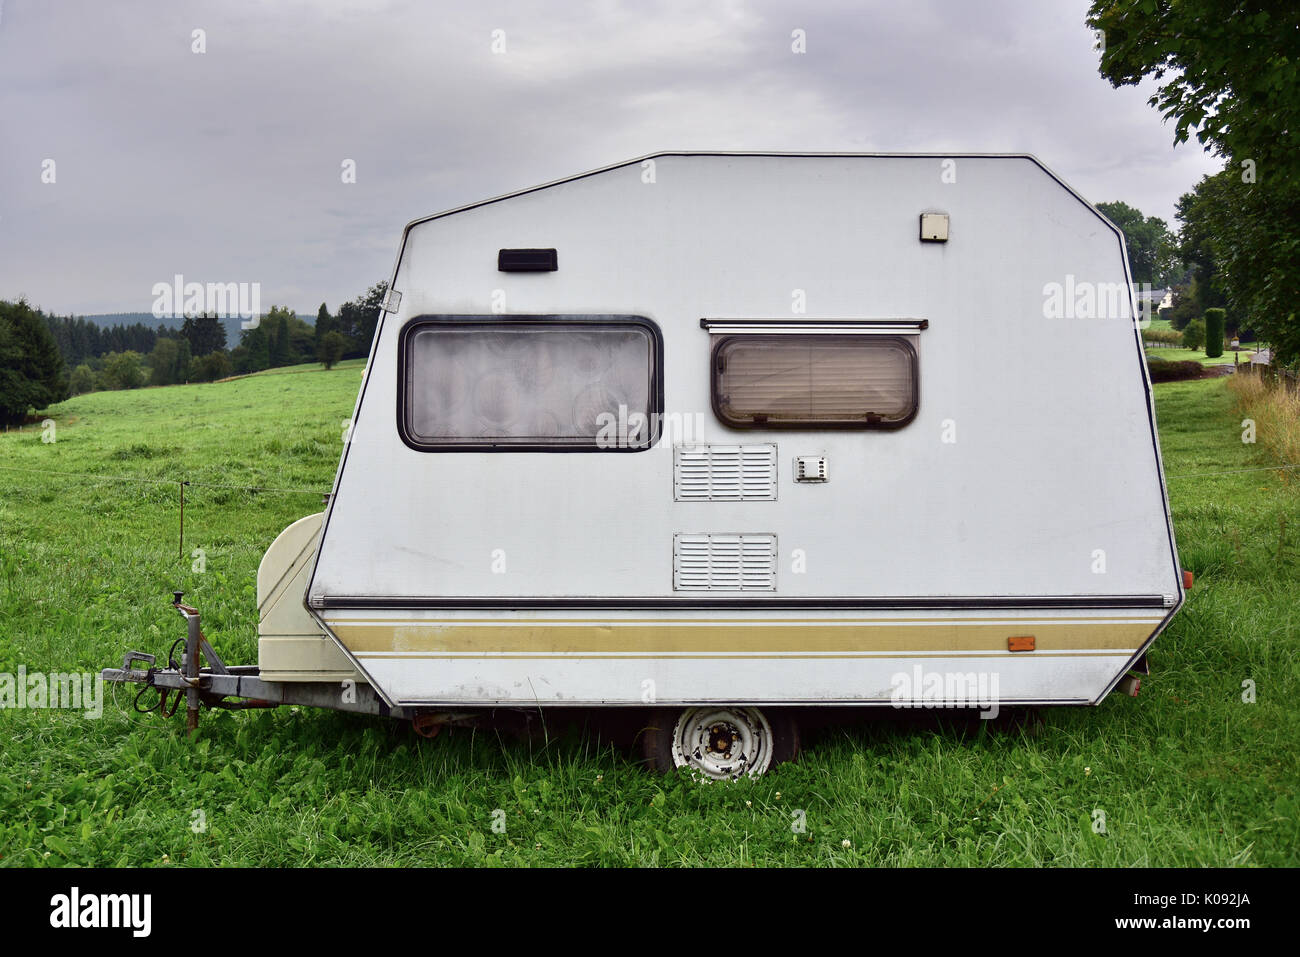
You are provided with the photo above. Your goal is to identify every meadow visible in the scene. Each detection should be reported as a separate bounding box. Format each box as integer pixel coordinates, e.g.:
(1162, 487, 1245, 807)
(0, 363, 1296, 866)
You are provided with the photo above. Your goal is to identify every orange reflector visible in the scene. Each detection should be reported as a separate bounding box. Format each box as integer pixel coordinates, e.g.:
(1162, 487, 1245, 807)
(1008, 635, 1036, 652)
(1182, 569, 1194, 589)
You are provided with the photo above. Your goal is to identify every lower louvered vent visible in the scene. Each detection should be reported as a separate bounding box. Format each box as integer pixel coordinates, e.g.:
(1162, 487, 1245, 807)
(673, 534, 777, 591)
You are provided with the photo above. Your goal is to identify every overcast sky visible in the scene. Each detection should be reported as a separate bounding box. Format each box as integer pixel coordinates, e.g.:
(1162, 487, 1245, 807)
(0, 0, 1223, 317)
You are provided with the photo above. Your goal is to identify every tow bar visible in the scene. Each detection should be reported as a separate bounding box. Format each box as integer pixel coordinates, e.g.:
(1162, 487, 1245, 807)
(101, 592, 412, 731)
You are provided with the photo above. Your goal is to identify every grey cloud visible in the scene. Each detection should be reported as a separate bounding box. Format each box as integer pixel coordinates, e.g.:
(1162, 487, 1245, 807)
(0, 0, 1221, 316)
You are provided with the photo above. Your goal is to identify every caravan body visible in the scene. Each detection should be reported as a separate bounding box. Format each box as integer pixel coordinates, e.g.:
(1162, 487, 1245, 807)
(263, 153, 1182, 722)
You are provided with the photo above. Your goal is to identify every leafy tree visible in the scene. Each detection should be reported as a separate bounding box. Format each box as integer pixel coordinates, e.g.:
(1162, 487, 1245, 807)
(241, 324, 270, 372)
(149, 337, 180, 386)
(1175, 184, 1229, 312)
(333, 281, 388, 359)
(1088, 1, 1299, 187)
(1088, 0, 1300, 366)
(1164, 284, 1198, 331)
(1175, 169, 1300, 364)
(174, 337, 192, 383)
(191, 351, 232, 382)
(100, 351, 145, 390)
(69, 363, 95, 396)
(1181, 318, 1205, 352)
(287, 314, 314, 361)
(318, 330, 347, 370)
(1095, 200, 1175, 286)
(0, 299, 70, 425)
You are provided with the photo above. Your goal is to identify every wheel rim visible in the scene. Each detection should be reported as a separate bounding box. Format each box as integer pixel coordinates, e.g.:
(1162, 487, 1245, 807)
(671, 707, 774, 780)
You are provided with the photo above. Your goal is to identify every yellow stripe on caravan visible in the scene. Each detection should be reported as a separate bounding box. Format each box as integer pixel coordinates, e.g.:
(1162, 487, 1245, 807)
(328, 620, 1159, 654)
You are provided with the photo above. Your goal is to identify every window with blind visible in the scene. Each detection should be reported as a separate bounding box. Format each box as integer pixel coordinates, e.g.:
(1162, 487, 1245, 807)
(711, 334, 918, 429)
(399, 316, 662, 450)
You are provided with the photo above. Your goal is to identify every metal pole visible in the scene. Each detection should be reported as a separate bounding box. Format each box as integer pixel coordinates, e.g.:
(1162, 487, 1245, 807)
(186, 611, 200, 733)
(178, 480, 189, 560)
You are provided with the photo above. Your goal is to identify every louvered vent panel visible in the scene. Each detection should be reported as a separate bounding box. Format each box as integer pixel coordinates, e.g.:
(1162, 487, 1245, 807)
(674, 445, 777, 501)
(673, 534, 777, 591)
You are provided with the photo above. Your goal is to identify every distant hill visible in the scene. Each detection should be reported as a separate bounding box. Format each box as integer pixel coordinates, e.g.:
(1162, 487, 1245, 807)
(80, 311, 318, 345)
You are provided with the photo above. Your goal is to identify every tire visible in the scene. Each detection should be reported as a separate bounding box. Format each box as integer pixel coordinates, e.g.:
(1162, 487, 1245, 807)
(640, 706, 800, 780)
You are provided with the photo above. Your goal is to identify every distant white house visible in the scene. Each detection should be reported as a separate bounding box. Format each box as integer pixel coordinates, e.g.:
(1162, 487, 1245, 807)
(1136, 286, 1172, 319)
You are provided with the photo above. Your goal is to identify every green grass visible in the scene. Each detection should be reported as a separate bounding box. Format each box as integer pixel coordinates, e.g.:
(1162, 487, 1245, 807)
(1144, 346, 1258, 366)
(1, 368, 1297, 866)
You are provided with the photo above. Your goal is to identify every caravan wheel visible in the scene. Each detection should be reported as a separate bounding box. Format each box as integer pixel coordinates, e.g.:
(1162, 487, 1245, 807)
(641, 706, 799, 780)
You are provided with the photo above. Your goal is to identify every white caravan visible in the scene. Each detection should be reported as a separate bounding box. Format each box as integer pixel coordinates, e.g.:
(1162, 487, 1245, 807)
(108, 153, 1186, 779)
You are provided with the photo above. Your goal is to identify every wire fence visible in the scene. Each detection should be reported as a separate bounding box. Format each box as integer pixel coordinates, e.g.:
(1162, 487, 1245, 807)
(0, 463, 327, 496)
(1, 456, 1295, 492)
(0, 453, 1292, 567)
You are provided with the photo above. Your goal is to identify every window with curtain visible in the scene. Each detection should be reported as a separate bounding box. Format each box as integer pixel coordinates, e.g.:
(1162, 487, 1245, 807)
(711, 334, 917, 428)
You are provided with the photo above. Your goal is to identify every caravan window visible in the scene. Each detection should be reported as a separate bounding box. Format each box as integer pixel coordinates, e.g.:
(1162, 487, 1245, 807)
(399, 316, 662, 451)
(711, 334, 918, 429)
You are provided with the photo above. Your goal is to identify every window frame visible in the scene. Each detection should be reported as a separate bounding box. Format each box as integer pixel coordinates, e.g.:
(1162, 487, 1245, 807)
(707, 325, 922, 431)
(396, 314, 665, 453)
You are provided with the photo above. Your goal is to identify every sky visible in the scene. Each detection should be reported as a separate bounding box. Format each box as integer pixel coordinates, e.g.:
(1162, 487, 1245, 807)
(0, 0, 1224, 317)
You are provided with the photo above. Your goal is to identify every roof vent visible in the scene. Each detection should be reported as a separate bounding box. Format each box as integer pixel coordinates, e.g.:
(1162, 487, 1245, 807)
(498, 248, 558, 272)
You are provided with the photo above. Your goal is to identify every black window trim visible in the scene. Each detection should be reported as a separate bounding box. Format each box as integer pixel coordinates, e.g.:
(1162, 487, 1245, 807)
(709, 330, 921, 431)
(396, 314, 665, 453)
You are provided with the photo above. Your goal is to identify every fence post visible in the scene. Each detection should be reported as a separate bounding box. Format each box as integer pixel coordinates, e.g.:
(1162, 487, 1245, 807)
(179, 479, 189, 560)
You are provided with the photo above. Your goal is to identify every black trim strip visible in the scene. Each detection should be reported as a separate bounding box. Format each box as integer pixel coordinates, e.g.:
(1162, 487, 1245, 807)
(700, 318, 930, 331)
(312, 595, 1169, 611)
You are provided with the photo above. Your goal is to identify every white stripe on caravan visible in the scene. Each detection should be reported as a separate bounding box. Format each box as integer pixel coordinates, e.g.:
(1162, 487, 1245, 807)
(358, 653, 1134, 706)
(354, 649, 1135, 659)
(327, 618, 1163, 627)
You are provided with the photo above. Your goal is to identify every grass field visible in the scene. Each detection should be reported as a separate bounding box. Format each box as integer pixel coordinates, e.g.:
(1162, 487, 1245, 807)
(1, 365, 1297, 866)
(1145, 346, 1255, 366)
(1143, 315, 1261, 366)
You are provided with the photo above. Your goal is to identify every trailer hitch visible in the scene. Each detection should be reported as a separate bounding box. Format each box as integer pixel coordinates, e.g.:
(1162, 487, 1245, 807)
(102, 592, 414, 727)
(99, 592, 231, 733)
(168, 591, 234, 732)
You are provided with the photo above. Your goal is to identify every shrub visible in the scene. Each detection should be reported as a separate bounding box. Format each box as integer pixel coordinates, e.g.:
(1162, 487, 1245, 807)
(1147, 358, 1206, 382)
(191, 351, 232, 382)
(1142, 328, 1183, 346)
(1204, 308, 1226, 358)
(318, 330, 347, 370)
(100, 351, 145, 390)
(69, 364, 96, 395)
(1182, 318, 1206, 350)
